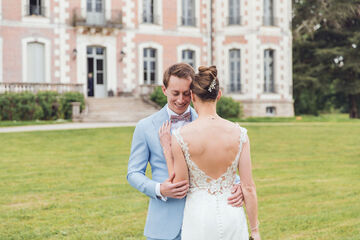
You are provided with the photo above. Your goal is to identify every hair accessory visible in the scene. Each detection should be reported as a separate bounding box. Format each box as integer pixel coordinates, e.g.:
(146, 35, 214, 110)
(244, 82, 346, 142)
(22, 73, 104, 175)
(208, 79, 216, 92)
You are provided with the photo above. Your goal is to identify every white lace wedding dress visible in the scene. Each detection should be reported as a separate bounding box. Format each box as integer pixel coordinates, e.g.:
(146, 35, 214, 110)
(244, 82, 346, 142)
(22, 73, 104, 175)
(173, 126, 249, 240)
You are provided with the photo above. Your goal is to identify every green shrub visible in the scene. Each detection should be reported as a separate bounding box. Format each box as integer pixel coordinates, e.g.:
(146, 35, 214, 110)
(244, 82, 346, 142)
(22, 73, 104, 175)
(150, 86, 167, 107)
(59, 92, 85, 119)
(0, 92, 43, 121)
(37, 91, 61, 120)
(217, 96, 242, 119)
(18, 92, 44, 120)
(0, 91, 85, 121)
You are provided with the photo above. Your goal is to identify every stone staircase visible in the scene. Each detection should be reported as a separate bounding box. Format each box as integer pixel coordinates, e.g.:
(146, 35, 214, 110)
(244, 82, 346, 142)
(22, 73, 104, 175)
(80, 97, 160, 122)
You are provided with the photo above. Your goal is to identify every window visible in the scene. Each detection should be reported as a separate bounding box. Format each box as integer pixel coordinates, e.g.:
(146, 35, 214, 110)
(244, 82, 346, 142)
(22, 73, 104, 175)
(86, 0, 105, 25)
(143, 48, 157, 84)
(143, 0, 154, 23)
(27, 42, 45, 83)
(264, 49, 275, 93)
(228, 0, 241, 25)
(182, 50, 195, 68)
(182, 0, 195, 26)
(263, 0, 274, 26)
(266, 106, 276, 116)
(28, 0, 44, 16)
(229, 49, 241, 93)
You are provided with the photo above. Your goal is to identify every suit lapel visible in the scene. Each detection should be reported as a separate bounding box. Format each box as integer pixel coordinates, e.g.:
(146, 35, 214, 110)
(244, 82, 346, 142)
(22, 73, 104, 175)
(190, 107, 198, 121)
(152, 105, 169, 132)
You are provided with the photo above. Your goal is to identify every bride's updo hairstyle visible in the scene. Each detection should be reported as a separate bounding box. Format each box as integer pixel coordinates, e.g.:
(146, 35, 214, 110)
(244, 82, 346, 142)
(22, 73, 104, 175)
(191, 66, 219, 101)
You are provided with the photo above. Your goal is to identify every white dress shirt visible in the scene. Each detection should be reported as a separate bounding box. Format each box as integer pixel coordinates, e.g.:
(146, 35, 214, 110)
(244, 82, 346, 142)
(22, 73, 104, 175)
(155, 106, 191, 201)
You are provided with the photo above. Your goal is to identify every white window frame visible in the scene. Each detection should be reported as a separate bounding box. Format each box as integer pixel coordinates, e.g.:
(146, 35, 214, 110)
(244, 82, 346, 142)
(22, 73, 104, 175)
(22, 37, 51, 83)
(224, 44, 246, 95)
(229, 48, 242, 93)
(177, 44, 200, 70)
(0, 37, 2, 82)
(81, 0, 111, 20)
(142, 0, 155, 24)
(143, 48, 157, 85)
(260, 43, 280, 97)
(263, 0, 276, 26)
(21, 0, 50, 23)
(264, 49, 275, 93)
(266, 106, 276, 116)
(0, 0, 2, 20)
(177, 0, 200, 33)
(138, 42, 163, 85)
(181, 50, 196, 68)
(138, 0, 162, 30)
(228, 0, 241, 25)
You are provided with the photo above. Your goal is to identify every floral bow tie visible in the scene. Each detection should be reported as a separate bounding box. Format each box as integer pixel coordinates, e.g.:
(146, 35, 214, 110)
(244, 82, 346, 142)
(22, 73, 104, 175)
(170, 112, 191, 123)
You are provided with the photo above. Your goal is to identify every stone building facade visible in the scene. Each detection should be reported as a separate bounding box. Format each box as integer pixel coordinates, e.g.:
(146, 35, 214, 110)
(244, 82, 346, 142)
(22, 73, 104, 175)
(0, 0, 294, 117)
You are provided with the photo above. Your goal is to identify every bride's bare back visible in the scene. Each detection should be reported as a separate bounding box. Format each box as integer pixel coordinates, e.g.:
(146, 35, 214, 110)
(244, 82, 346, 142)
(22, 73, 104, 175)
(180, 117, 242, 180)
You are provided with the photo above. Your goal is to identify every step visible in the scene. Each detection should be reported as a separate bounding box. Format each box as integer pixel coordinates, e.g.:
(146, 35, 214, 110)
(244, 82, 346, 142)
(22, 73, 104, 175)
(80, 97, 159, 122)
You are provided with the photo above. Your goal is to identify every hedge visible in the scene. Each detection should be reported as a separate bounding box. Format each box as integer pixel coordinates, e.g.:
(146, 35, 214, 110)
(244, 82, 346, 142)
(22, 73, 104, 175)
(0, 91, 85, 121)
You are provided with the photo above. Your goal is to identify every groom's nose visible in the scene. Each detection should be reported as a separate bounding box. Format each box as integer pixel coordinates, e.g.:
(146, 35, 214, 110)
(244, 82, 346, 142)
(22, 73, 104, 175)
(177, 94, 185, 103)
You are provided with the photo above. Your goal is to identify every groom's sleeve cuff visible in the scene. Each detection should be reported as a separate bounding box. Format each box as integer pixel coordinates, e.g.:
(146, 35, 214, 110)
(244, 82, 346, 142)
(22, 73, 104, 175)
(156, 183, 168, 201)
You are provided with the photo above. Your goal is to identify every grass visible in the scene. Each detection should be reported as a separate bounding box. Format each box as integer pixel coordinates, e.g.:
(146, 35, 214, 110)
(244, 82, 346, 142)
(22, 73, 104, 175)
(0, 123, 360, 239)
(230, 113, 360, 122)
(1, 113, 359, 128)
(0, 119, 71, 128)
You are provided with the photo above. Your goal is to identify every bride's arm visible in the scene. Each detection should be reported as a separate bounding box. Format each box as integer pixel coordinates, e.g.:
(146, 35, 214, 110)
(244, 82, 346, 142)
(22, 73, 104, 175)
(159, 121, 175, 176)
(238, 136, 261, 239)
(171, 135, 189, 183)
(159, 121, 189, 184)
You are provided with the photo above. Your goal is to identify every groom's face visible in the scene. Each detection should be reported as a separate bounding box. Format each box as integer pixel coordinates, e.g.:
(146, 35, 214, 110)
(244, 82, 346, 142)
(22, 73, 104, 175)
(162, 75, 192, 115)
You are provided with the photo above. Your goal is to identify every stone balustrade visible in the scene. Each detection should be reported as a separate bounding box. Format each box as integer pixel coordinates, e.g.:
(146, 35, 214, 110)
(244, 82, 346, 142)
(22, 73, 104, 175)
(0, 82, 84, 94)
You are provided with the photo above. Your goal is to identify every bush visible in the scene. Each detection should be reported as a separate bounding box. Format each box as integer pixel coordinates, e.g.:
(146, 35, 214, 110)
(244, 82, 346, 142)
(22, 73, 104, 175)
(37, 91, 61, 120)
(150, 86, 167, 107)
(0, 92, 43, 121)
(0, 91, 85, 121)
(59, 92, 85, 119)
(217, 97, 242, 119)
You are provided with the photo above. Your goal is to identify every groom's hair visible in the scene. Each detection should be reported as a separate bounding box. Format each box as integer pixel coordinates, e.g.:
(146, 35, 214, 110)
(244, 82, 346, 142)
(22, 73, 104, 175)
(163, 63, 195, 88)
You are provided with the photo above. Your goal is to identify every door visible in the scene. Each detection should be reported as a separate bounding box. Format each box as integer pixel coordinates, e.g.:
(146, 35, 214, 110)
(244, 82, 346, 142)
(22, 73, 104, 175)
(86, 0, 105, 25)
(87, 46, 106, 98)
(27, 42, 45, 83)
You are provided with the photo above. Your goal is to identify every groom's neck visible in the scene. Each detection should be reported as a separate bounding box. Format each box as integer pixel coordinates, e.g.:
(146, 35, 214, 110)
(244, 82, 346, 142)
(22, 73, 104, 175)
(168, 105, 188, 115)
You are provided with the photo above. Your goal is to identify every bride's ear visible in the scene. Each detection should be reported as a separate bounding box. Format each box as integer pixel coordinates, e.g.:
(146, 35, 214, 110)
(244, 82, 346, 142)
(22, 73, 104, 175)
(216, 89, 222, 101)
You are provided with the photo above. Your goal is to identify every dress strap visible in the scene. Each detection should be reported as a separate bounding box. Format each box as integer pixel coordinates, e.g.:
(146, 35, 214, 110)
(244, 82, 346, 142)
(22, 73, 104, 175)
(234, 124, 248, 163)
(172, 128, 191, 162)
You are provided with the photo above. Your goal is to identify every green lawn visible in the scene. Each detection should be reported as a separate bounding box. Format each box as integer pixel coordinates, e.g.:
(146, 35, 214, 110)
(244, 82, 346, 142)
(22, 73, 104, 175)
(1, 123, 360, 239)
(0, 119, 71, 128)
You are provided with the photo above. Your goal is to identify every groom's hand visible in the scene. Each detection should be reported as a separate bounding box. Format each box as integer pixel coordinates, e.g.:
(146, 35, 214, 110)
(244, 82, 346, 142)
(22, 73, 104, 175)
(160, 173, 189, 199)
(228, 184, 244, 207)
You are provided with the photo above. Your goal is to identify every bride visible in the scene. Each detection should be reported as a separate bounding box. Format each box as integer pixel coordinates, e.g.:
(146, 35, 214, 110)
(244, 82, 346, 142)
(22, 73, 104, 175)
(159, 66, 261, 240)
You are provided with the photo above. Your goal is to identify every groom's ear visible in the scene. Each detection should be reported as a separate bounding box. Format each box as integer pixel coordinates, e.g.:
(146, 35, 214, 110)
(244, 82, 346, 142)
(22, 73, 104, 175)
(190, 90, 195, 102)
(161, 85, 167, 96)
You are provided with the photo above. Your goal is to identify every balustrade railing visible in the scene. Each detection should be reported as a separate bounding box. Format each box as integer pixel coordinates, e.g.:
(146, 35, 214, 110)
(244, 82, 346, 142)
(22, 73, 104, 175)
(0, 82, 84, 94)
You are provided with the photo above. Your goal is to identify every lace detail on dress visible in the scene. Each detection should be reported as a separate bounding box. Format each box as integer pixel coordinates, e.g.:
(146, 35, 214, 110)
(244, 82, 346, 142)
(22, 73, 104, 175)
(172, 124, 248, 195)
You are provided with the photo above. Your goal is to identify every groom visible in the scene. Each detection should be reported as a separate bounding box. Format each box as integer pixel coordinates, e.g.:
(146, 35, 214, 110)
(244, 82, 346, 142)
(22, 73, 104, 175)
(127, 63, 244, 240)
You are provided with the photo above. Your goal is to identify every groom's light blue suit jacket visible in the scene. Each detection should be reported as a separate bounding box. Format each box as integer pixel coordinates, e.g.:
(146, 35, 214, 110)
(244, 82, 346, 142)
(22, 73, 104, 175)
(127, 105, 198, 239)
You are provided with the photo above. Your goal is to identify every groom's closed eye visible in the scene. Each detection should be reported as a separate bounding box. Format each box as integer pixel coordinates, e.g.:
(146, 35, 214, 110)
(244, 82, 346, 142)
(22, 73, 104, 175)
(172, 91, 190, 96)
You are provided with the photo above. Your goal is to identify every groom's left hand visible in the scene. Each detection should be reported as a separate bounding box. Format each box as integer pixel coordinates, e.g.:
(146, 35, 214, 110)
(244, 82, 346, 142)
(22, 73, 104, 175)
(228, 184, 244, 207)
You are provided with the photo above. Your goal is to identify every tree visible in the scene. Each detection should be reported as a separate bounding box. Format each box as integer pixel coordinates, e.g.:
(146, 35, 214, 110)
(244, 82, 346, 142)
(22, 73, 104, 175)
(292, 0, 360, 118)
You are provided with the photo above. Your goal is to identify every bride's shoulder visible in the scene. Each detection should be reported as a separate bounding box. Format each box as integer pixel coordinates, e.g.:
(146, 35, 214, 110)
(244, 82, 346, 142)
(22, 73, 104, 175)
(181, 121, 199, 133)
